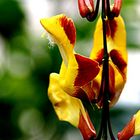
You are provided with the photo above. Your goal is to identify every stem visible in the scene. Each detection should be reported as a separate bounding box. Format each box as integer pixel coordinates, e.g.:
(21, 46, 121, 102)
(94, 0, 116, 139)
(106, 0, 111, 18)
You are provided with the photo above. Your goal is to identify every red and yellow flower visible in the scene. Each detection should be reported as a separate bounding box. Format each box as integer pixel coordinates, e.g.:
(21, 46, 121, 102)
(40, 13, 127, 139)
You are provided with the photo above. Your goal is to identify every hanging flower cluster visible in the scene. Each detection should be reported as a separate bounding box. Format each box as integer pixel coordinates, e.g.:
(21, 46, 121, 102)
(40, 0, 140, 139)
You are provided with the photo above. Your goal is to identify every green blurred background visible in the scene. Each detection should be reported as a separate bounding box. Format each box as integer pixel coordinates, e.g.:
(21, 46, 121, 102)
(0, 0, 140, 140)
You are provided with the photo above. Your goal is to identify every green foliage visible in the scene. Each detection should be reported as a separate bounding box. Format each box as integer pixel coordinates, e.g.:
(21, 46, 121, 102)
(0, 0, 25, 39)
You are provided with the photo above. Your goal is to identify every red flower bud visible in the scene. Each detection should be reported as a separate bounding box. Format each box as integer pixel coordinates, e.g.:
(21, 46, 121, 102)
(78, 0, 94, 17)
(112, 0, 122, 17)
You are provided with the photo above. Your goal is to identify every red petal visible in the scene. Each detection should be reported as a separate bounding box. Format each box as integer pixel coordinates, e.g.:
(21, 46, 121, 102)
(81, 82, 96, 101)
(118, 117, 135, 140)
(60, 16, 76, 45)
(94, 48, 104, 65)
(106, 19, 117, 38)
(74, 54, 100, 86)
(78, 112, 96, 140)
(110, 49, 127, 73)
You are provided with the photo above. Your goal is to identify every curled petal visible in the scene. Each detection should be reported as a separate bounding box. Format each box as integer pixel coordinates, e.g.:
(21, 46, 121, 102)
(78, 0, 94, 17)
(48, 73, 96, 139)
(40, 14, 76, 46)
(40, 14, 76, 66)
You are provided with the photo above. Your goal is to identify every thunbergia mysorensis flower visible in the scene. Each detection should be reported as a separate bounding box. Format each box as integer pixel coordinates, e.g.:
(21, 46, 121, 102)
(40, 14, 127, 139)
(90, 15, 127, 107)
(118, 110, 140, 140)
(40, 0, 128, 139)
(40, 14, 97, 140)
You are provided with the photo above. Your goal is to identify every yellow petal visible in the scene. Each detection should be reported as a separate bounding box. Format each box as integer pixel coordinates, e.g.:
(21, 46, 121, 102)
(40, 14, 76, 66)
(90, 15, 127, 64)
(89, 15, 127, 107)
(48, 73, 96, 139)
(108, 62, 126, 107)
(48, 73, 85, 127)
(58, 59, 78, 96)
(40, 14, 79, 95)
(134, 110, 140, 135)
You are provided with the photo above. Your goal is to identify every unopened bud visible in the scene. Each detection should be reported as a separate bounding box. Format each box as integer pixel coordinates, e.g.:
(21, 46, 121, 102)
(111, 0, 122, 17)
(78, 0, 94, 17)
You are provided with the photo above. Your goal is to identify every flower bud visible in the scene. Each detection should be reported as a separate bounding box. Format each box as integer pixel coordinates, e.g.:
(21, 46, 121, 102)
(78, 0, 94, 17)
(111, 0, 122, 17)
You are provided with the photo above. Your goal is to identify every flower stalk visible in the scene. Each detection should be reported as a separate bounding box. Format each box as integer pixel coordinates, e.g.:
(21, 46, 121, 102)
(94, 0, 116, 139)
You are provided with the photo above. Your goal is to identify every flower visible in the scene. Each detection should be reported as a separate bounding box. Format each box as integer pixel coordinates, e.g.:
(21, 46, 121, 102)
(48, 72, 96, 140)
(118, 110, 140, 140)
(90, 15, 127, 107)
(40, 13, 127, 139)
(40, 14, 97, 140)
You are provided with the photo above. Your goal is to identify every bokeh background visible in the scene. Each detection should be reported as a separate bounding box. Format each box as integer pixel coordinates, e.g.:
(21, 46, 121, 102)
(0, 0, 140, 140)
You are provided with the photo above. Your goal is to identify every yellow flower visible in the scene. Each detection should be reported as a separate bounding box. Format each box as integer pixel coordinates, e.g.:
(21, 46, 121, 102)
(90, 15, 127, 107)
(118, 110, 140, 140)
(40, 14, 97, 139)
(40, 13, 127, 139)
